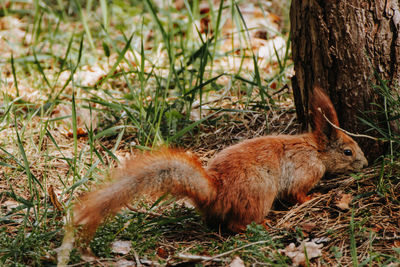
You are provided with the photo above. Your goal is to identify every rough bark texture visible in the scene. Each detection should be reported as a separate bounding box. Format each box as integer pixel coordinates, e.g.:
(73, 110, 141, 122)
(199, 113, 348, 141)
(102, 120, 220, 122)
(290, 0, 400, 161)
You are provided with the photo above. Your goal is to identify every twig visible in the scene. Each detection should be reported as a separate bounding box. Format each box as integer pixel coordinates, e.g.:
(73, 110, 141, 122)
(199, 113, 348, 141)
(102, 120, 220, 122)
(133, 249, 142, 267)
(95, 259, 106, 266)
(192, 96, 232, 109)
(177, 240, 273, 263)
(69, 256, 160, 267)
(204, 240, 271, 262)
(375, 235, 400, 241)
(68, 258, 116, 267)
(276, 196, 325, 227)
(272, 84, 289, 96)
(140, 259, 162, 266)
(318, 108, 380, 141)
(176, 253, 227, 262)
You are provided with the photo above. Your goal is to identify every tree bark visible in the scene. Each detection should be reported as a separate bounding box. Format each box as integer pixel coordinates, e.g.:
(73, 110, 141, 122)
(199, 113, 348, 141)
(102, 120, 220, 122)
(290, 0, 400, 161)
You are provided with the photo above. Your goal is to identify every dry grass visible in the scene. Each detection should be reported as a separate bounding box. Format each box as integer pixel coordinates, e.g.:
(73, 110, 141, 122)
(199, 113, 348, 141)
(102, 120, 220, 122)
(270, 167, 400, 266)
(0, 0, 399, 266)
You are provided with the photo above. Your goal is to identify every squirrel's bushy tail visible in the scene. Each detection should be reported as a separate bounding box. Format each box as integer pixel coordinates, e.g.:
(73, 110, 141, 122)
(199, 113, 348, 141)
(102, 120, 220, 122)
(73, 149, 216, 235)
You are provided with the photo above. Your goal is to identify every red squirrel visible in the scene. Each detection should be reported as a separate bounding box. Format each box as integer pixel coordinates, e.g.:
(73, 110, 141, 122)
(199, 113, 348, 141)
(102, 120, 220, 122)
(74, 86, 368, 234)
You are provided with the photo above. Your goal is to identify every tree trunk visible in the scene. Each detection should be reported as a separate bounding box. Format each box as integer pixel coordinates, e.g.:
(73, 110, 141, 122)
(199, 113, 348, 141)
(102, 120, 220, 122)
(290, 0, 400, 161)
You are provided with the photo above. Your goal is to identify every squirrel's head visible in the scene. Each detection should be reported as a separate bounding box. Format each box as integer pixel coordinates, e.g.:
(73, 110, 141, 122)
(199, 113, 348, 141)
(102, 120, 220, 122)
(310, 86, 368, 174)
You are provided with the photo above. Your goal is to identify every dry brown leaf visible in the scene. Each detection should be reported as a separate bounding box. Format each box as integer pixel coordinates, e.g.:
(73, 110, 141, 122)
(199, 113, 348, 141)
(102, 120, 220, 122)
(156, 247, 169, 259)
(229, 256, 245, 267)
(174, 0, 185, 10)
(371, 224, 384, 233)
(335, 192, 353, 210)
(111, 240, 132, 255)
(78, 65, 108, 87)
(279, 240, 323, 266)
(53, 104, 98, 137)
(66, 127, 87, 138)
(48, 185, 63, 212)
(3, 200, 19, 212)
(80, 253, 97, 263)
(300, 222, 317, 233)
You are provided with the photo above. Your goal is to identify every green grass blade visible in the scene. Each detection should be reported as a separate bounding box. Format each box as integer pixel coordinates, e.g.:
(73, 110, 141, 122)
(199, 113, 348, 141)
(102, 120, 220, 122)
(14, 117, 44, 192)
(64, 177, 89, 195)
(54, 33, 84, 101)
(183, 73, 225, 97)
(95, 33, 134, 87)
(167, 109, 223, 143)
(94, 125, 129, 140)
(209, 0, 225, 72)
(33, 49, 53, 91)
(100, 143, 119, 162)
(71, 92, 79, 182)
(72, 0, 95, 50)
(0, 146, 24, 169)
(53, 32, 74, 85)
(100, 0, 109, 31)
(45, 129, 73, 168)
(144, 0, 173, 63)
(10, 53, 19, 97)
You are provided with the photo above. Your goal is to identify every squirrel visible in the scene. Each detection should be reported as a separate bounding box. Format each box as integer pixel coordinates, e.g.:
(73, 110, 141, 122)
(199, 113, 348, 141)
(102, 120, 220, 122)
(73, 86, 368, 235)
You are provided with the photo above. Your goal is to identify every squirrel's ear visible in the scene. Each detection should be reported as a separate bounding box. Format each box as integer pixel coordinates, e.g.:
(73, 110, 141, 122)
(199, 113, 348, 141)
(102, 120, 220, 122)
(310, 85, 340, 141)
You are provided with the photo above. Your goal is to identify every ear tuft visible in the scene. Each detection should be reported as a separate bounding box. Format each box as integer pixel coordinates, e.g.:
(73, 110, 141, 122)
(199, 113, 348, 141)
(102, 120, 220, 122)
(310, 85, 340, 140)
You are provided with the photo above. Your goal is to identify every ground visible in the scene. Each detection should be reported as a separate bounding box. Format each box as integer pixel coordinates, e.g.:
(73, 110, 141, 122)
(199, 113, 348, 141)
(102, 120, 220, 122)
(0, 0, 399, 266)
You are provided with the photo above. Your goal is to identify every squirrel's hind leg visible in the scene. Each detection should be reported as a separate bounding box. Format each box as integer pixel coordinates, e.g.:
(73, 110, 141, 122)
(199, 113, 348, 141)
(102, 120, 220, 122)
(225, 183, 278, 233)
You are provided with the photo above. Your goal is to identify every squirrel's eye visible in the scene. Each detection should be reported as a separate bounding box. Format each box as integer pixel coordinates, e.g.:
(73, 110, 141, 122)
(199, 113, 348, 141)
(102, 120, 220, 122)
(344, 149, 353, 156)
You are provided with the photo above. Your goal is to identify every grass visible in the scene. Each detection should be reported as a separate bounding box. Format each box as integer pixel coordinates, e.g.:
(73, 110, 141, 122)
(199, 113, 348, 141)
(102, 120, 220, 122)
(0, 0, 399, 266)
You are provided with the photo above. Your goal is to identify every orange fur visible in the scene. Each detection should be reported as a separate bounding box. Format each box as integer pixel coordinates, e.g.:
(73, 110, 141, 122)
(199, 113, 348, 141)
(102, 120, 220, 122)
(73, 86, 368, 235)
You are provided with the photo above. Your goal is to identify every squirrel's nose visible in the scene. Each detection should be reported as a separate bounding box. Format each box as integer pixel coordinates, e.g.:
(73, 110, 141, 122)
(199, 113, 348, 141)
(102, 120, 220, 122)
(362, 157, 368, 168)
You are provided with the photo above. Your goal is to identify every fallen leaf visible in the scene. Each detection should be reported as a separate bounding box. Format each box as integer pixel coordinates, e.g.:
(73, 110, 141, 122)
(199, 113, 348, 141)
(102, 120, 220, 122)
(80, 253, 97, 263)
(156, 247, 169, 259)
(258, 36, 286, 61)
(229, 256, 245, 267)
(335, 192, 353, 210)
(111, 240, 132, 255)
(66, 127, 87, 138)
(48, 185, 63, 212)
(300, 222, 317, 233)
(53, 104, 98, 138)
(77, 65, 108, 87)
(174, 0, 185, 10)
(371, 224, 383, 233)
(279, 239, 323, 266)
(281, 221, 293, 230)
(199, 3, 211, 34)
(3, 200, 19, 212)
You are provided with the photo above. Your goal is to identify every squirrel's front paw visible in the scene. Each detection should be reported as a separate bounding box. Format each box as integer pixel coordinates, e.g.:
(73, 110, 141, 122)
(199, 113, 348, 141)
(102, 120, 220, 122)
(296, 192, 321, 204)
